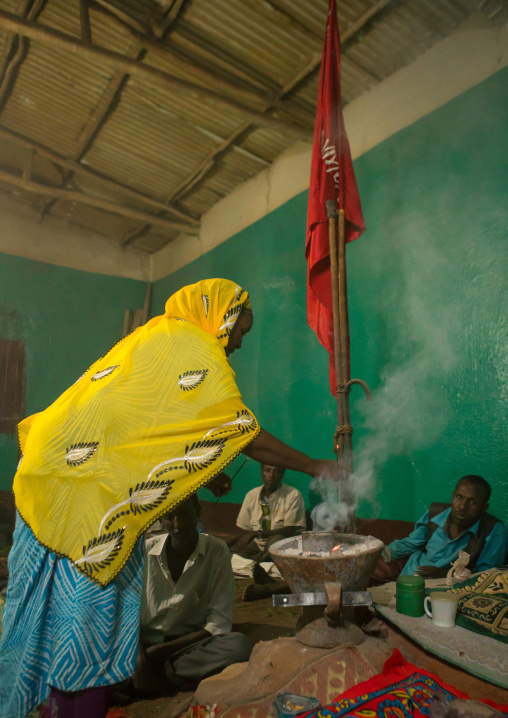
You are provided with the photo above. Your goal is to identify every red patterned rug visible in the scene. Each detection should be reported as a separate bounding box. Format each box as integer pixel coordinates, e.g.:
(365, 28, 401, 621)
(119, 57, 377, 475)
(303, 649, 508, 717)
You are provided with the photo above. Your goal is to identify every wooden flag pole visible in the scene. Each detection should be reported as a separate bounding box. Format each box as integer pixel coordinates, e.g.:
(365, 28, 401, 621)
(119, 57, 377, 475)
(327, 202, 366, 530)
(327, 200, 346, 524)
(326, 200, 344, 457)
(337, 208, 356, 529)
(337, 210, 350, 390)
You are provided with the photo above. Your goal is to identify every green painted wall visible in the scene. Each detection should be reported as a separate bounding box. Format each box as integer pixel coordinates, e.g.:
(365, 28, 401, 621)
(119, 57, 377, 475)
(153, 68, 508, 522)
(0, 254, 146, 490)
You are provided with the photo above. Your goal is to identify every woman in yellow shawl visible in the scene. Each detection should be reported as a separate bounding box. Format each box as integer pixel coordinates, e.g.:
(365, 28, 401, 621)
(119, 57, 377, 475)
(0, 278, 338, 718)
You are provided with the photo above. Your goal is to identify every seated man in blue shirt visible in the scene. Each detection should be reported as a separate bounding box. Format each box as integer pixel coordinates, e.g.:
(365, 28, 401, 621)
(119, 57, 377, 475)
(372, 475, 507, 583)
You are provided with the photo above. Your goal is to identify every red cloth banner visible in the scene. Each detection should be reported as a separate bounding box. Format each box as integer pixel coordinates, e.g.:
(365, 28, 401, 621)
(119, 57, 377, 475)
(305, 0, 365, 396)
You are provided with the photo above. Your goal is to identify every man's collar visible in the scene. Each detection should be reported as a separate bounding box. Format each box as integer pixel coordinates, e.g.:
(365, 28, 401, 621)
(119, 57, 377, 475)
(260, 484, 284, 500)
(433, 507, 481, 537)
(147, 532, 170, 556)
(147, 531, 205, 558)
(196, 532, 207, 556)
(431, 507, 451, 527)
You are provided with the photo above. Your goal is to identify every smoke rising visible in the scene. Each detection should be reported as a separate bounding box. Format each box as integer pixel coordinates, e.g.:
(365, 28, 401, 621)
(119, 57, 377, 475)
(311, 223, 464, 531)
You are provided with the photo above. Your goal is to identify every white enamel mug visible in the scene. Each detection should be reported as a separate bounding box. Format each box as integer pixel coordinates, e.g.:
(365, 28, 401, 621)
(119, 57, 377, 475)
(424, 591, 459, 628)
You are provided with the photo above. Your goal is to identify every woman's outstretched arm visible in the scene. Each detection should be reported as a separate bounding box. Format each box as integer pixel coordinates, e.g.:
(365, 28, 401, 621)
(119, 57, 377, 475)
(242, 428, 339, 481)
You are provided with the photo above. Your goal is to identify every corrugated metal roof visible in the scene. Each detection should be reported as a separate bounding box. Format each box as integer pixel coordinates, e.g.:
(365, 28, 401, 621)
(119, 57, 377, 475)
(0, 0, 506, 253)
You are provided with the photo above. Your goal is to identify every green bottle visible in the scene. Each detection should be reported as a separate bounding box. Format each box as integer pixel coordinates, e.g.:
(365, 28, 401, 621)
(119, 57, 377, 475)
(261, 500, 271, 533)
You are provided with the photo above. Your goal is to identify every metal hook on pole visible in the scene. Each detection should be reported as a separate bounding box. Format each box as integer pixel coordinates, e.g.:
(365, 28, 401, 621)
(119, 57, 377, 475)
(334, 380, 371, 458)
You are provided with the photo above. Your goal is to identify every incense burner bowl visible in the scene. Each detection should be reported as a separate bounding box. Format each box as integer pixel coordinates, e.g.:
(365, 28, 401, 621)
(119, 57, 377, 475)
(269, 532, 384, 647)
(269, 531, 384, 594)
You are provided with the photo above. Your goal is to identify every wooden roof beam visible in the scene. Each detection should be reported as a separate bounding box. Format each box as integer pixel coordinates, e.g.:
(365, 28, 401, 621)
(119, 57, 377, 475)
(128, 84, 270, 166)
(79, 0, 92, 44)
(166, 0, 404, 197)
(0, 125, 199, 225)
(270, 0, 403, 105)
(120, 120, 271, 248)
(151, 0, 403, 249)
(154, 0, 191, 39)
(0, 167, 198, 233)
(37, 46, 146, 219)
(0, 9, 310, 139)
(46, 0, 196, 245)
(0, 0, 45, 115)
(90, 1, 297, 113)
(170, 123, 251, 203)
(0, 35, 28, 113)
(344, 0, 401, 41)
(0, 0, 34, 82)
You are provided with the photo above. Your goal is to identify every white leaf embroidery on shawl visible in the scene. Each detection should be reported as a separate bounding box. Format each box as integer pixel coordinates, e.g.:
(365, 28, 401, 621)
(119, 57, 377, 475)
(147, 440, 225, 480)
(98, 479, 174, 534)
(147, 454, 190, 480)
(178, 369, 208, 391)
(130, 485, 169, 507)
(219, 306, 241, 332)
(91, 365, 120, 381)
(66, 442, 99, 466)
(73, 530, 124, 567)
(204, 412, 255, 439)
(185, 443, 223, 464)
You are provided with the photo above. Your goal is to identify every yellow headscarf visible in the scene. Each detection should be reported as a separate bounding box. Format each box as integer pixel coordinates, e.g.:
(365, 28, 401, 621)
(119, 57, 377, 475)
(13, 279, 259, 586)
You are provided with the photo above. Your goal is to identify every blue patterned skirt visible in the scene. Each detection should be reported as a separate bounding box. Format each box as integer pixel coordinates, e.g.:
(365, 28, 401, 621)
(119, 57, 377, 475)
(0, 513, 144, 718)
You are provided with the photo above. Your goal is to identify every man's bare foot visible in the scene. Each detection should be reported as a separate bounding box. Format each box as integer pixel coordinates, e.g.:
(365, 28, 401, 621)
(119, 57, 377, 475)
(132, 645, 171, 697)
(132, 667, 166, 696)
(242, 582, 279, 602)
(252, 563, 272, 585)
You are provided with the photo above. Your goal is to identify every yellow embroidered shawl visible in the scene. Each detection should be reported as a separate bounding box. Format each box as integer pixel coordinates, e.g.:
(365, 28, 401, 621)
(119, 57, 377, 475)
(14, 279, 259, 586)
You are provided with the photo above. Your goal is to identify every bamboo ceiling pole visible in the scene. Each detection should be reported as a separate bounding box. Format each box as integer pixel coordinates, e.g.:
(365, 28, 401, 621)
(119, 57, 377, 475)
(0, 9, 309, 138)
(0, 169, 197, 232)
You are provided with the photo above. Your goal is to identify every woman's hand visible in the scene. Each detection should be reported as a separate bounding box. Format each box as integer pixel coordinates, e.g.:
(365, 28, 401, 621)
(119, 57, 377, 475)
(205, 471, 233, 498)
(310, 459, 342, 482)
(244, 429, 344, 481)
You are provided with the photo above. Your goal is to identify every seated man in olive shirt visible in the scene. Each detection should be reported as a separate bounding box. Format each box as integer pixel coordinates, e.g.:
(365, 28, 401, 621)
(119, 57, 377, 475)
(231, 464, 306, 562)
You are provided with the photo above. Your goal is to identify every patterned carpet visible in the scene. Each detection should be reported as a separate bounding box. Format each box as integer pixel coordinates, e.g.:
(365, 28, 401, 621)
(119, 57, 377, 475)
(303, 649, 508, 718)
(446, 568, 508, 643)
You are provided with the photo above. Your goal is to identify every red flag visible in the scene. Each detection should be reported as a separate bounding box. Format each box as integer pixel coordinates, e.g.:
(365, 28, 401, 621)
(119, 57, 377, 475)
(305, 0, 365, 396)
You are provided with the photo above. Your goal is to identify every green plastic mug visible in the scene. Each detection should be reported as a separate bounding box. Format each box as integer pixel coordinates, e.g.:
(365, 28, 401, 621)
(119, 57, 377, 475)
(396, 575, 425, 617)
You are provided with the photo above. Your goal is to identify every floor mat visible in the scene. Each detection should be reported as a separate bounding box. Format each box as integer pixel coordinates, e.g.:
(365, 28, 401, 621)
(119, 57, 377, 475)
(374, 582, 508, 688)
(216, 645, 374, 718)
